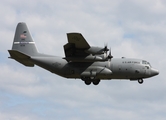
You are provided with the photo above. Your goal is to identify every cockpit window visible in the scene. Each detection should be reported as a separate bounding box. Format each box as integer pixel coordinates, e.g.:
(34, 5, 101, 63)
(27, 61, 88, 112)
(142, 60, 146, 64)
(142, 60, 151, 67)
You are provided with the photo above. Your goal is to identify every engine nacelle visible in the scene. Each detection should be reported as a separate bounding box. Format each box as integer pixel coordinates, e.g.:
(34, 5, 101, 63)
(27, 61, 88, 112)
(85, 46, 108, 55)
(64, 55, 107, 62)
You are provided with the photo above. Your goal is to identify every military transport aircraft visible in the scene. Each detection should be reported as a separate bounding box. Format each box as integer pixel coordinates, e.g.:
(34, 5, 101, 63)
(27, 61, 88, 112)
(8, 22, 159, 85)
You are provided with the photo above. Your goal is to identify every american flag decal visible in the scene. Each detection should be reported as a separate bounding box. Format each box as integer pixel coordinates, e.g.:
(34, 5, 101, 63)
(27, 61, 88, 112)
(20, 34, 26, 39)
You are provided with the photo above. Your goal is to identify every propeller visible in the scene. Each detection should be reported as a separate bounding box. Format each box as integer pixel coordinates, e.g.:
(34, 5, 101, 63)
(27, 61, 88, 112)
(103, 44, 109, 59)
(107, 48, 113, 67)
(107, 48, 113, 59)
(104, 44, 109, 52)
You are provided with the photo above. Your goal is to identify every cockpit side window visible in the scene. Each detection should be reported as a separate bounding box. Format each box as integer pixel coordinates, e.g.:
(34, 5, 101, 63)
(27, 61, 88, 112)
(147, 62, 151, 67)
(142, 60, 151, 67)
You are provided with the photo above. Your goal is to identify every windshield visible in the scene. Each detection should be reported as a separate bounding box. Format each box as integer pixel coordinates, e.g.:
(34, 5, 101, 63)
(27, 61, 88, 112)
(142, 60, 151, 67)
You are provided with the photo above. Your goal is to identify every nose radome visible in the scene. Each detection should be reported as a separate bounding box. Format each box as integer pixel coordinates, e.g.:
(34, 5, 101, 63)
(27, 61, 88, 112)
(151, 68, 159, 76)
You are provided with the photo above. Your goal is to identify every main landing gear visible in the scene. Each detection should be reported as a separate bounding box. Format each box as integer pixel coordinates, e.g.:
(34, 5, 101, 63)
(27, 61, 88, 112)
(81, 77, 100, 85)
(138, 79, 143, 84)
(84, 80, 100, 85)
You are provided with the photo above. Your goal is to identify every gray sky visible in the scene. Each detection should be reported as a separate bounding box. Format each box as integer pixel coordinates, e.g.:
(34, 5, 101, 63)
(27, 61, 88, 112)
(0, 0, 165, 120)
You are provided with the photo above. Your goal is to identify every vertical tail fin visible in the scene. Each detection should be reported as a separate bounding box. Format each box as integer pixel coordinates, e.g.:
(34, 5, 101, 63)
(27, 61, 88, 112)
(12, 22, 38, 56)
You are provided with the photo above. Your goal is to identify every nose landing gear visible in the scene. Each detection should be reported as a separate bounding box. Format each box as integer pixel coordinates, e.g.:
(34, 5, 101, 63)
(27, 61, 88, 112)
(138, 79, 143, 84)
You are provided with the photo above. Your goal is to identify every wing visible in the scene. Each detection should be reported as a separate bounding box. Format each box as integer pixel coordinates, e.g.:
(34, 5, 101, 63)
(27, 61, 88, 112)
(67, 33, 90, 49)
(64, 33, 90, 58)
(63, 33, 110, 62)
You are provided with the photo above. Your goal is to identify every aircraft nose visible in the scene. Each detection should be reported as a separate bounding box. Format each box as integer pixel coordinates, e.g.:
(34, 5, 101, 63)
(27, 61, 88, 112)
(150, 68, 159, 76)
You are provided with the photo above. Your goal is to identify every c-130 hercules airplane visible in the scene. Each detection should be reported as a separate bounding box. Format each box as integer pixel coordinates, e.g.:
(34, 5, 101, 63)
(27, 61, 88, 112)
(8, 22, 159, 85)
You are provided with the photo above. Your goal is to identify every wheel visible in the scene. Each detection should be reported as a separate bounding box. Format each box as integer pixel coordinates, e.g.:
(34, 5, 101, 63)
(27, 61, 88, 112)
(85, 81, 91, 85)
(138, 79, 143, 84)
(93, 79, 100, 85)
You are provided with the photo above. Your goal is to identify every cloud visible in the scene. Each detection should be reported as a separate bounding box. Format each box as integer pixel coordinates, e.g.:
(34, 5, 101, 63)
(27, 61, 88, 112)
(0, 0, 166, 120)
(0, 64, 48, 97)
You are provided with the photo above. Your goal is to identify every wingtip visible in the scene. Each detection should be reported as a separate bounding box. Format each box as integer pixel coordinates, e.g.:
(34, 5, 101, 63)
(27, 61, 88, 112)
(17, 22, 26, 26)
(67, 32, 81, 35)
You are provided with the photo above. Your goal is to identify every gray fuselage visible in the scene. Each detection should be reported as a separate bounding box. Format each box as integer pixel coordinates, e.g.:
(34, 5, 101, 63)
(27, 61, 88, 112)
(31, 55, 158, 81)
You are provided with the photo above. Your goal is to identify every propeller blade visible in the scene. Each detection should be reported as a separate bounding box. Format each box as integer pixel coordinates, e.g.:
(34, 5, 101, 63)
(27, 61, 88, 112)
(107, 47, 113, 59)
(108, 59, 112, 67)
(104, 44, 109, 52)
(107, 47, 113, 67)
(104, 52, 107, 59)
(103, 44, 109, 58)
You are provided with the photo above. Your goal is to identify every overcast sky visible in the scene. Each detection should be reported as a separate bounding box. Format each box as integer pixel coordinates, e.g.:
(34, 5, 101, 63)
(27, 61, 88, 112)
(0, 0, 166, 120)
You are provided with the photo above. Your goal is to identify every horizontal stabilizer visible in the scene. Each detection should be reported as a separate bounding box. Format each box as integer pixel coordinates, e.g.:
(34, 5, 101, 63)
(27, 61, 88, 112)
(8, 50, 34, 67)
